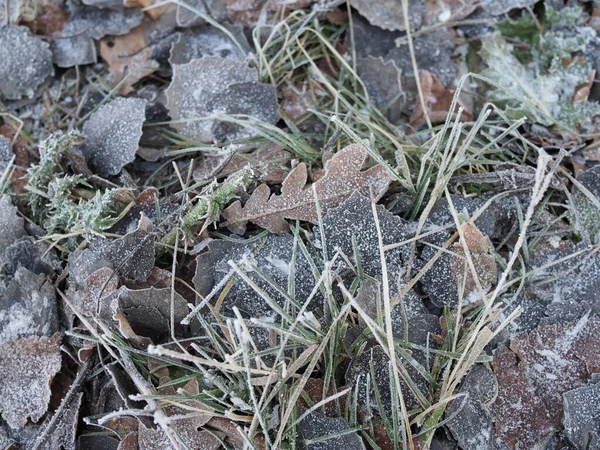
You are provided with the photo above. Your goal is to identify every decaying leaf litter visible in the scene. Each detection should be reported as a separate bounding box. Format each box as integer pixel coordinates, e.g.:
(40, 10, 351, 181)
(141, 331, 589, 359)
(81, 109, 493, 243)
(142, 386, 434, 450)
(2, 0, 600, 449)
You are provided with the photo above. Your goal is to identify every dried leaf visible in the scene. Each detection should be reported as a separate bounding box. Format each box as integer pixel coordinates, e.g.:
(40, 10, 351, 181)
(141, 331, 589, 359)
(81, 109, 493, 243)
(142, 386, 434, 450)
(0, 334, 62, 429)
(192, 144, 290, 183)
(68, 215, 155, 288)
(0, 195, 26, 250)
(563, 380, 600, 449)
(81, 97, 147, 177)
(31, 392, 83, 450)
(409, 70, 473, 129)
(0, 25, 53, 100)
(166, 56, 279, 144)
(356, 57, 404, 123)
(99, 25, 160, 95)
(446, 364, 497, 450)
(0, 267, 58, 345)
(222, 144, 391, 233)
(493, 317, 600, 449)
(349, 0, 426, 32)
(168, 24, 249, 65)
(111, 286, 189, 344)
(297, 409, 366, 450)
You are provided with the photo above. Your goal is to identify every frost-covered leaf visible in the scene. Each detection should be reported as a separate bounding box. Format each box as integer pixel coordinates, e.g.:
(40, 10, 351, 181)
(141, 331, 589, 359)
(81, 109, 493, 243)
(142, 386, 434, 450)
(192, 144, 290, 184)
(31, 392, 83, 450)
(418, 222, 497, 307)
(81, 97, 147, 177)
(60, 4, 143, 41)
(165, 56, 279, 144)
(446, 364, 497, 450)
(493, 317, 600, 449)
(493, 345, 556, 449)
(111, 286, 189, 344)
(0, 267, 58, 345)
(319, 191, 410, 282)
(481, 0, 537, 16)
(349, 0, 425, 32)
(99, 26, 159, 95)
(0, 25, 53, 100)
(297, 409, 366, 450)
(387, 27, 456, 87)
(481, 11, 600, 131)
(194, 234, 319, 328)
(68, 215, 155, 288)
(0, 194, 26, 250)
(356, 57, 404, 123)
(0, 135, 14, 172)
(169, 24, 249, 65)
(222, 144, 391, 234)
(563, 380, 600, 449)
(176, 0, 227, 27)
(410, 70, 473, 129)
(0, 334, 62, 429)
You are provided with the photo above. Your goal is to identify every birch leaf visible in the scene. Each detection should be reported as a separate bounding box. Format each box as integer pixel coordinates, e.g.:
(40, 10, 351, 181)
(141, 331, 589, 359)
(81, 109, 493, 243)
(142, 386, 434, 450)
(221, 144, 391, 234)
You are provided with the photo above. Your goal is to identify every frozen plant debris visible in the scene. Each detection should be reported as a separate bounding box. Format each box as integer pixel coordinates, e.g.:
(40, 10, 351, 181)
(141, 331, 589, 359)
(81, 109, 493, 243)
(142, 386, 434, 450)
(99, 25, 160, 95)
(166, 56, 279, 143)
(297, 409, 366, 450)
(349, 0, 426, 32)
(0, 194, 26, 250)
(0, 334, 62, 429)
(68, 215, 155, 288)
(0, 135, 14, 172)
(31, 392, 83, 450)
(0, 25, 53, 100)
(481, 7, 600, 131)
(493, 317, 600, 449)
(563, 380, 600, 449)
(81, 97, 147, 177)
(222, 144, 391, 234)
(446, 364, 497, 450)
(356, 57, 404, 123)
(481, 0, 537, 16)
(169, 25, 249, 65)
(0, 267, 58, 345)
(111, 286, 189, 343)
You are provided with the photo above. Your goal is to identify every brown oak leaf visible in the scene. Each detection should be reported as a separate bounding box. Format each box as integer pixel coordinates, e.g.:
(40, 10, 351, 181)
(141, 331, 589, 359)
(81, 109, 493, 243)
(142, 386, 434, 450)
(221, 143, 392, 234)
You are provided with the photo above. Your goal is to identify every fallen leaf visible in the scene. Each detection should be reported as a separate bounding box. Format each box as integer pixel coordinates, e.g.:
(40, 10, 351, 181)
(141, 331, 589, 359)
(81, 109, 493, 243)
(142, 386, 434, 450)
(166, 56, 279, 143)
(99, 25, 160, 95)
(192, 144, 290, 183)
(563, 379, 600, 449)
(68, 215, 155, 288)
(0, 25, 53, 100)
(0, 333, 62, 429)
(81, 97, 147, 177)
(27, 4, 69, 37)
(446, 364, 497, 450)
(410, 70, 473, 129)
(297, 409, 366, 450)
(0, 194, 26, 250)
(30, 392, 83, 450)
(111, 286, 189, 344)
(493, 317, 600, 449)
(222, 144, 391, 233)
(281, 83, 318, 122)
(169, 24, 249, 65)
(349, 0, 426, 32)
(356, 57, 404, 123)
(424, 0, 478, 24)
(0, 266, 58, 345)
(481, 0, 537, 16)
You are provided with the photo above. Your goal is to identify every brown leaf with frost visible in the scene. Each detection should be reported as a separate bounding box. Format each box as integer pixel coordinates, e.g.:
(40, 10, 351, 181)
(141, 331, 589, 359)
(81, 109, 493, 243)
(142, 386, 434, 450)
(0, 333, 62, 429)
(409, 70, 473, 130)
(493, 317, 600, 449)
(99, 25, 159, 95)
(221, 144, 392, 234)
